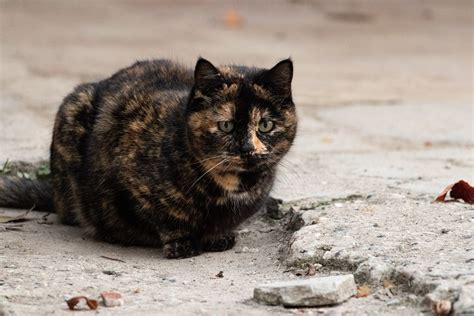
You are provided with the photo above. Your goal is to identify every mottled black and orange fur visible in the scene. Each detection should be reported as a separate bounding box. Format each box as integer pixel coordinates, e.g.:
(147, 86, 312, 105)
(0, 58, 297, 258)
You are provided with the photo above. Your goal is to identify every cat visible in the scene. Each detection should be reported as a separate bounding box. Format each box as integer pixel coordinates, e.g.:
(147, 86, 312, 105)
(0, 58, 297, 258)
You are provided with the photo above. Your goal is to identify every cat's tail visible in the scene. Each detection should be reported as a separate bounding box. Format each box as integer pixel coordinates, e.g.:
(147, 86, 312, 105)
(0, 176, 54, 212)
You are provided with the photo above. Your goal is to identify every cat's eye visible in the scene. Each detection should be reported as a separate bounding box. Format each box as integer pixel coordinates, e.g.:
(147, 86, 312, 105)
(258, 120, 274, 133)
(218, 121, 234, 133)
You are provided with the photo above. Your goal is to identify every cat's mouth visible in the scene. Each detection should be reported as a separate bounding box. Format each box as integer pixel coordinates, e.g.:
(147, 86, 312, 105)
(228, 154, 269, 171)
(200, 154, 269, 174)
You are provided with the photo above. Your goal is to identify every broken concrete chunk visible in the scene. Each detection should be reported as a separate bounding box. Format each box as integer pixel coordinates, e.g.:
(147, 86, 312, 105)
(254, 274, 356, 307)
(454, 284, 474, 315)
(266, 197, 287, 219)
(354, 256, 394, 285)
(100, 291, 124, 307)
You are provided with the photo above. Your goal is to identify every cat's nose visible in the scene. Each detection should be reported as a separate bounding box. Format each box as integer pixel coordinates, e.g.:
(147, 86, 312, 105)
(239, 142, 255, 155)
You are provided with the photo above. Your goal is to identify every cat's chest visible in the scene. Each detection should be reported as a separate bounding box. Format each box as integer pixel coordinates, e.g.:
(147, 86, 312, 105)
(201, 189, 268, 230)
(211, 182, 270, 211)
(210, 170, 271, 195)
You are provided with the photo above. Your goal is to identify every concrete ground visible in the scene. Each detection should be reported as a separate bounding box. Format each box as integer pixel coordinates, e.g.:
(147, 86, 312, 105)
(0, 0, 473, 315)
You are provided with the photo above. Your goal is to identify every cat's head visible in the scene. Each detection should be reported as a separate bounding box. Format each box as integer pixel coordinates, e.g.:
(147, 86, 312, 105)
(186, 58, 297, 173)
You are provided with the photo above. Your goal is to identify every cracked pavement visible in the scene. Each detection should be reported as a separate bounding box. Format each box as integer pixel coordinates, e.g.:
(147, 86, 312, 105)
(1, 0, 473, 315)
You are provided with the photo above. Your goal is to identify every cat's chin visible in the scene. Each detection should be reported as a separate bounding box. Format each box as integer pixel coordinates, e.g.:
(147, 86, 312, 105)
(243, 155, 271, 170)
(224, 156, 268, 173)
(233, 162, 270, 173)
(223, 165, 246, 173)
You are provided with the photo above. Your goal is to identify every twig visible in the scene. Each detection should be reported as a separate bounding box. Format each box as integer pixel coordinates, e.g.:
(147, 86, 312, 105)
(100, 255, 126, 263)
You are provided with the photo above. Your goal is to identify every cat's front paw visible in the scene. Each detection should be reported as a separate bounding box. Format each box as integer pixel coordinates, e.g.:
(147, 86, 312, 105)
(202, 234, 236, 252)
(163, 238, 201, 259)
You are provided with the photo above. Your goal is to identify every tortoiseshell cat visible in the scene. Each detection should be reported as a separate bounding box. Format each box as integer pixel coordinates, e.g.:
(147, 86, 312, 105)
(0, 58, 297, 258)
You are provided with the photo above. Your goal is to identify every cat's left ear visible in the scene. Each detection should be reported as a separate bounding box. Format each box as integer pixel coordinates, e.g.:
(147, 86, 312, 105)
(258, 59, 293, 97)
(194, 58, 223, 94)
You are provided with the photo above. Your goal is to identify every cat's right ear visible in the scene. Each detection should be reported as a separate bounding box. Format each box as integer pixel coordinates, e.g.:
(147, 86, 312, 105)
(194, 58, 223, 94)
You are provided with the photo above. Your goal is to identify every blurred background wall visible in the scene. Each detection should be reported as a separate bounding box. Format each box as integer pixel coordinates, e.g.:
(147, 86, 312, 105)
(0, 0, 472, 160)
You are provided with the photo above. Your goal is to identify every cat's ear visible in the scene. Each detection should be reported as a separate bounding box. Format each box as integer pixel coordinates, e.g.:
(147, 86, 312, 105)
(258, 59, 293, 97)
(194, 58, 223, 94)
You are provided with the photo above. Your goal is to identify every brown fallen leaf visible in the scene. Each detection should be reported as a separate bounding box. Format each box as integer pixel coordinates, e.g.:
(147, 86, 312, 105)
(450, 180, 474, 204)
(306, 263, 317, 276)
(66, 296, 98, 310)
(435, 180, 474, 204)
(86, 299, 98, 310)
(383, 279, 394, 289)
(320, 136, 333, 144)
(432, 300, 452, 316)
(355, 285, 371, 298)
(224, 9, 243, 28)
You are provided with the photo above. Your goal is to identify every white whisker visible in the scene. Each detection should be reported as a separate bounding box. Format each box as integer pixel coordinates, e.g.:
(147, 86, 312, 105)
(186, 158, 229, 194)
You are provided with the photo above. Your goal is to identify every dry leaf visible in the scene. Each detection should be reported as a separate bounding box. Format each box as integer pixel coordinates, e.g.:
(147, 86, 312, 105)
(435, 183, 456, 202)
(356, 285, 371, 298)
(320, 136, 333, 144)
(435, 180, 474, 204)
(450, 180, 474, 204)
(306, 263, 317, 276)
(86, 299, 98, 310)
(66, 296, 98, 310)
(224, 9, 243, 28)
(432, 300, 451, 316)
(383, 279, 394, 289)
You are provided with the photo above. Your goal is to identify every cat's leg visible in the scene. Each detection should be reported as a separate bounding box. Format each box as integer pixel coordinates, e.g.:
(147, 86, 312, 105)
(160, 230, 202, 259)
(201, 232, 236, 252)
(51, 83, 97, 226)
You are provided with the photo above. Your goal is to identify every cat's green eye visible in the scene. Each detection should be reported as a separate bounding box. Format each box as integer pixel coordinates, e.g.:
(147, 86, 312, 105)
(218, 121, 234, 133)
(258, 120, 274, 133)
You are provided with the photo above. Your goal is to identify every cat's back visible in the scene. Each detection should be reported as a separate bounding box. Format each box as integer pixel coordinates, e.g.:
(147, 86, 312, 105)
(92, 59, 192, 129)
(102, 59, 194, 94)
(90, 60, 193, 147)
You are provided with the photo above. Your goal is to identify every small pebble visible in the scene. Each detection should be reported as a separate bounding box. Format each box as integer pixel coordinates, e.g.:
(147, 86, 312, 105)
(4, 264, 17, 269)
(102, 270, 121, 276)
(387, 299, 400, 306)
(100, 291, 124, 307)
(235, 246, 249, 253)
